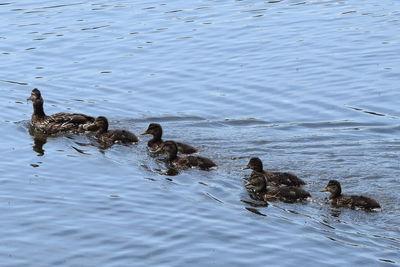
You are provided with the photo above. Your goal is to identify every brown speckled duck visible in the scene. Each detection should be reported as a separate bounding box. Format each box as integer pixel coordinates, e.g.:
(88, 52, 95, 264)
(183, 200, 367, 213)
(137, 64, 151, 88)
(321, 180, 381, 211)
(158, 141, 216, 170)
(141, 123, 197, 154)
(90, 116, 138, 147)
(244, 157, 305, 187)
(27, 88, 95, 134)
(245, 172, 311, 203)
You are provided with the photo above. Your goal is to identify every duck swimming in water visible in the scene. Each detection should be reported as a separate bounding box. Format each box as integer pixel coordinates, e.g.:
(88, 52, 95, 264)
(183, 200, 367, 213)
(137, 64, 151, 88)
(244, 157, 305, 187)
(89, 116, 138, 147)
(245, 172, 311, 203)
(141, 123, 197, 154)
(27, 88, 95, 134)
(321, 180, 381, 211)
(158, 141, 216, 170)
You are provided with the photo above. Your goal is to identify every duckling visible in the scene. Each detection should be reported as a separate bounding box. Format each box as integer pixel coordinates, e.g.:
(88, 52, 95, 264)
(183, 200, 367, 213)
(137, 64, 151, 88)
(244, 157, 305, 187)
(245, 172, 311, 203)
(321, 180, 381, 210)
(27, 88, 95, 134)
(91, 116, 138, 147)
(159, 141, 216, 170)
(141, 123, 197, 154)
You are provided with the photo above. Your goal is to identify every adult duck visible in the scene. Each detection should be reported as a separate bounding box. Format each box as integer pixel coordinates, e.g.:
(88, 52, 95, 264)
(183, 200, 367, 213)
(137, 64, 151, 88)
(27, 88, 94, 134)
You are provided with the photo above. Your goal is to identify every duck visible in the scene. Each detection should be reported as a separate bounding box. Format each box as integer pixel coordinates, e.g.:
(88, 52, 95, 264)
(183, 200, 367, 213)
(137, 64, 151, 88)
(245, 172, 311, 203)
(158, 141, 216, 170)
(89, 116, 138, 147)
(141, 123, 197, 154)
(321, 180, 381, 210)
(27, 88, 95, 134)
(244, 157, 305, 187)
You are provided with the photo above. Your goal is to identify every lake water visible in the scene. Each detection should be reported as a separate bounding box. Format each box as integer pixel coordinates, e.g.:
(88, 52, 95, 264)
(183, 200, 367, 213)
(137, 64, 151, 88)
(1, 0, 399, 266)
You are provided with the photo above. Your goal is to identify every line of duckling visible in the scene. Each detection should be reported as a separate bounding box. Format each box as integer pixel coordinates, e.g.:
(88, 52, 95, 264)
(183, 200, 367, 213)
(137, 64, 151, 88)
(27, 88, 381, 211)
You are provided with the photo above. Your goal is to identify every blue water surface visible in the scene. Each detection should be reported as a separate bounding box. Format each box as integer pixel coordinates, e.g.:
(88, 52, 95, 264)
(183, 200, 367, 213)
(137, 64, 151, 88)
(1, 0, 399, 266)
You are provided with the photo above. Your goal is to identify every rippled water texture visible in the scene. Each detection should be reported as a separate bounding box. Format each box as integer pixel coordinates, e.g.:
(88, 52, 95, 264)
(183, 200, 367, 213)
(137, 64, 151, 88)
(1, 0, 399, 266)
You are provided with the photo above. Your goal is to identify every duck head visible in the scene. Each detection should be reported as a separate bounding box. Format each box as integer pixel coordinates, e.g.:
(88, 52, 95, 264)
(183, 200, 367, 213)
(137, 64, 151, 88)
(27, 88, 42, 103)
(27, 88, 45, 117)
(321, 180, 342, 198)
(243, 157, 263, 172)
(141, 123, 162, 138)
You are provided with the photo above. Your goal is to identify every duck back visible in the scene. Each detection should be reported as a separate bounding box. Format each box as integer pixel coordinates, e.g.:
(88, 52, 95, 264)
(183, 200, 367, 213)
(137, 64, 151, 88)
(263, 186, 311, 203)
(265, 170, 306, 187)
(173, 155, 216, 170)
(332, 195, 381, 210)
(176, 142, 197, 154)
(32, 112, 94, 134)
(97, 130, 138, 146)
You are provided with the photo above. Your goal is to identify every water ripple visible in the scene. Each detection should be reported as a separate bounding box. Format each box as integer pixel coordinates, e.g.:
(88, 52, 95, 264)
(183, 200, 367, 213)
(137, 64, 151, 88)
(1, 0, 400, 265)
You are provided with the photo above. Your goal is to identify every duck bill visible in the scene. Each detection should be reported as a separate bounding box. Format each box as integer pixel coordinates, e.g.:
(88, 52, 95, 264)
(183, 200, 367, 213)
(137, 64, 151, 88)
(242, 165, 251, 170)
(320, 187, 329, 192)
(27, 95, 34, 102)
(140, 131, 149, 136)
